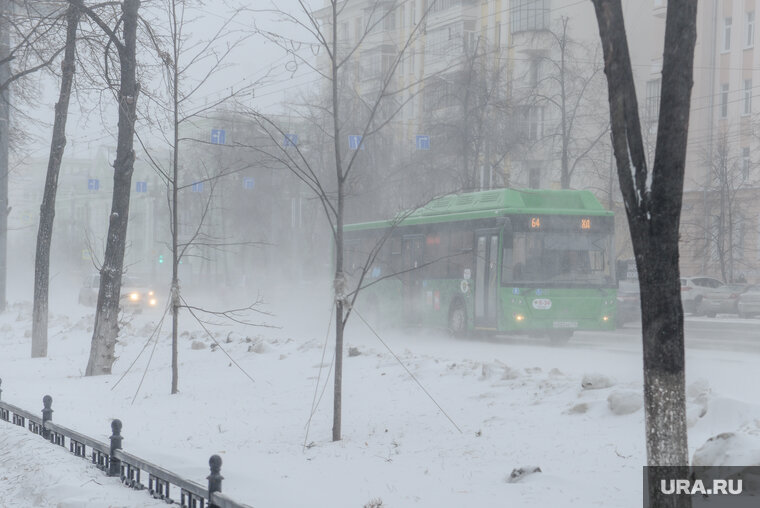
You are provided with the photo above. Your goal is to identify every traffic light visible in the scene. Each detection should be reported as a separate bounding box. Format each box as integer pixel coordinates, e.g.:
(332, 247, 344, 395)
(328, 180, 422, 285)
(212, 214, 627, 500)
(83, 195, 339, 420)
(158, 254, 164, 264)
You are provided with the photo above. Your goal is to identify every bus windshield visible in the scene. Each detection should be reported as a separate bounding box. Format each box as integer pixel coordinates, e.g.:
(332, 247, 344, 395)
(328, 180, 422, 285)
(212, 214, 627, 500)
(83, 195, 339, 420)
(502, 231, 613, 286)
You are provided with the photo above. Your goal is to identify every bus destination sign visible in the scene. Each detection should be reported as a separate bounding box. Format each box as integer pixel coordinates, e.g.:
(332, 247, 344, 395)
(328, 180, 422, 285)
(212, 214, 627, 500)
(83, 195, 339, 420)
(519, 215, 609, 232)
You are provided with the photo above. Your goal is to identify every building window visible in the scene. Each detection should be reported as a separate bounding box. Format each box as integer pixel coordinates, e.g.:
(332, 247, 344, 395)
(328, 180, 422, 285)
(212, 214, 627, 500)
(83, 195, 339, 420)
(721, 83, 729, 117)
(744, 79, 752, 115)
(525, 106, 544, 140)
(710, 214, 720, 261)
(383, 8, 396, 31)
(646, 78, 661, 121)
(747, 11, 755, 48)
(530, 57, 542, 87)
(735, 217, 745, 261)
(743, 147, 751, 180)
(355, 17, 363, 43)
(757, 213, 760, 260)
(529, 167, 541, 189)
(725, 17, 732, 51)
(511, 0, 551, 34)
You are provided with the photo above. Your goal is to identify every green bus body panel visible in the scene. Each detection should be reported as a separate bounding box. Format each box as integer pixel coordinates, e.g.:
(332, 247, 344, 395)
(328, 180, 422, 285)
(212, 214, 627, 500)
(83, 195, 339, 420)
(358, 281, 615, 332)
(345, 188, 612, 232)
(346, 188, 616, 334)
(498, 287, 616, 332)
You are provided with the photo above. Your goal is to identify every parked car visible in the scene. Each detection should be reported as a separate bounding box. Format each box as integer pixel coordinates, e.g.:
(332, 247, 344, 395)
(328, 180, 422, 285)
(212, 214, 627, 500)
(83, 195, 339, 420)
(696, 283, 748, 317)
(738, 285, 760, 318)
(680, 276, 724, 314)
(79, 274, 158, 310)
(616, 280, 641, 327)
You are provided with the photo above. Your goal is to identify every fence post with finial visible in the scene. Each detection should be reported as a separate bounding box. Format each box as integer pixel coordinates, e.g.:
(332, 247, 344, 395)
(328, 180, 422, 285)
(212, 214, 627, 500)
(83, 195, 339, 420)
(109, 419, 123, 477)
(41, 395, 52, 439)
(207, 454, 223, 508)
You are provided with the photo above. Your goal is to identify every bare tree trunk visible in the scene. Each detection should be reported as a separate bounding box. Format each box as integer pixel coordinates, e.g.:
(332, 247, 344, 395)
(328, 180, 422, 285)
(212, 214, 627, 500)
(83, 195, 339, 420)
(592, 1, 697, 506)
(331, 0, 344, 442)
(31, 4, 80, 359)
(559, 19, 570, 189)
(0, 0, 9, 314)
(170, 0, 180, 394)
(85, 0, 141, 376)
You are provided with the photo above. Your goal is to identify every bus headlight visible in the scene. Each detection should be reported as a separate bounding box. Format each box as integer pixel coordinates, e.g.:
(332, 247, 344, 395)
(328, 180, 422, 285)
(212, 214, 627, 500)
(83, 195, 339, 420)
(514, 313, 525, 322)
(602, 315, 610, 322)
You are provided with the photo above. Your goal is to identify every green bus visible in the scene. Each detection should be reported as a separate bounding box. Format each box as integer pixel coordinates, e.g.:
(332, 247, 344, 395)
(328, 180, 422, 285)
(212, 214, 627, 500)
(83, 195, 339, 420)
(344, 188, 617, 343)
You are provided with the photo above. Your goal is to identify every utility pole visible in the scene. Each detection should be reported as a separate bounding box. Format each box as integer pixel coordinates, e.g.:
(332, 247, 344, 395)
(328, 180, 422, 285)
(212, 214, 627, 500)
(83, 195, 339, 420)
(0, 0, 11, 312)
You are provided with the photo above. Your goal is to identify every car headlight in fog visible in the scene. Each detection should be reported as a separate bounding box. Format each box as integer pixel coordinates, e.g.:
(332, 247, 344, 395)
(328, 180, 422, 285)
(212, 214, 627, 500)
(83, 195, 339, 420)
(129, 292, 140, 301)
(148, 290, 155, 296)
(149, 298, 157, 306)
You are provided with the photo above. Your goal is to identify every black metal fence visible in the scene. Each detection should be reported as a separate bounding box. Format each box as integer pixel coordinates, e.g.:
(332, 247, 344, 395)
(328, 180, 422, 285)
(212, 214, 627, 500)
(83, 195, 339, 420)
(0, 378, 253, 508)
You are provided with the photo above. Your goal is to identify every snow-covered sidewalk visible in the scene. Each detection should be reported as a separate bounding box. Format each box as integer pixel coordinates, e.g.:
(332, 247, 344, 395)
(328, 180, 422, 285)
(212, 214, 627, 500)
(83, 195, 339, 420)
(0, 421, 166, 507)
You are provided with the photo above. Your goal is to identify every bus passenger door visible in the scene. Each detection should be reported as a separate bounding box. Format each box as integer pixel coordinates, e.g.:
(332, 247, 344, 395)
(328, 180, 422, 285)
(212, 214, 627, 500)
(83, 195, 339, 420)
(474, 231, 500, 329)
(402, 235, 424, 323)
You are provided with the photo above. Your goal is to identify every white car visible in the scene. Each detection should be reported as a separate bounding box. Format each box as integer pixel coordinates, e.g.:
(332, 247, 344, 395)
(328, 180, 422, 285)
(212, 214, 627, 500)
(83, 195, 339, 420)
(79, 274, 159, 310)
(680, 276, 724, 314)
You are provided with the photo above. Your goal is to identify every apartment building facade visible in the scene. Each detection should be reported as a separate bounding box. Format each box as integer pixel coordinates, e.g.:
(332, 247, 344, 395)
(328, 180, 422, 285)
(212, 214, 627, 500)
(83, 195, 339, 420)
(640, 0, 760, 282)
(312, 1, 654, 217)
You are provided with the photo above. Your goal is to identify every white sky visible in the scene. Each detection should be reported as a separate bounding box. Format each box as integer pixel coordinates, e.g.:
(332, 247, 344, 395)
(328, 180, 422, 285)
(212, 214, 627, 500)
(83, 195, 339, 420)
(22, 0, 320, 160)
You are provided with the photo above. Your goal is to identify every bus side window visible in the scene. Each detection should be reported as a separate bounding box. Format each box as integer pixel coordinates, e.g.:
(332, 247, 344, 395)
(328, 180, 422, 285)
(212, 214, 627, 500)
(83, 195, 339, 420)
(501, 235, 513, 283)
(389, 237, 402, 275)
(424, 232, 447, 278)
(447, 229, 473, 278)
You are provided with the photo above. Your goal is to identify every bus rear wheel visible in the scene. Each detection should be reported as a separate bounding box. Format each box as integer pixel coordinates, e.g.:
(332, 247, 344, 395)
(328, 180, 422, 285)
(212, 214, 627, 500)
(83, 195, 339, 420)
(448, 300, 468, 337)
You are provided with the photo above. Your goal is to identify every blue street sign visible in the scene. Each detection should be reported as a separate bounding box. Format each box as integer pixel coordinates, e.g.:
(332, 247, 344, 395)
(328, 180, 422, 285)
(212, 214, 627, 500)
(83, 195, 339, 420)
(135, 181, 147, 193)
(243, 177, 255, 190)
(283, 134, 298, 147)
(191, 182, 204, 192)
(416, 135, 430, 150)
(88, 179, 99, 191)
(348, 135, 364, 150)
(211, 129, 226, 145)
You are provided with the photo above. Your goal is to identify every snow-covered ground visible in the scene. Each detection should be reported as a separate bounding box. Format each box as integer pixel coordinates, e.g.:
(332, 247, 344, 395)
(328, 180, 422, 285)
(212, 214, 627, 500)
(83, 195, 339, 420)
(0, 422, 167, 508)
(2, 293, 760, 507)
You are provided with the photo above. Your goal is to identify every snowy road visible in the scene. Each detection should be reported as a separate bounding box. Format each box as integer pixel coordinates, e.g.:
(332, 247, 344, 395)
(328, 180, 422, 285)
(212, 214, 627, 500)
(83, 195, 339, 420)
(576, 316, 760, 354)
(2, 303, 760, 508)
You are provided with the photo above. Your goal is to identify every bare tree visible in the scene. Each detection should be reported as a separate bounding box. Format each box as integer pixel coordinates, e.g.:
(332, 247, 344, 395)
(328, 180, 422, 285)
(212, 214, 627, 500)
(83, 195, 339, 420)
(31, 3, 80, 359)
(680, 131, 752, 286)
(592, 1, 697, 507)
(419, 35, 517, 192)
(68, 0, 141, 376)
(135, 0, 256, 393)
(251, 0, 438, 441)
(519, 16, 609, 190)
(0, 2, 73, 315)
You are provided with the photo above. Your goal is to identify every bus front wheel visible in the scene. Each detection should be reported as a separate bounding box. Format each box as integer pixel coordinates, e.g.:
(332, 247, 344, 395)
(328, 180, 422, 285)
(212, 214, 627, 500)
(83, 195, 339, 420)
(448, 300, 468, 337)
